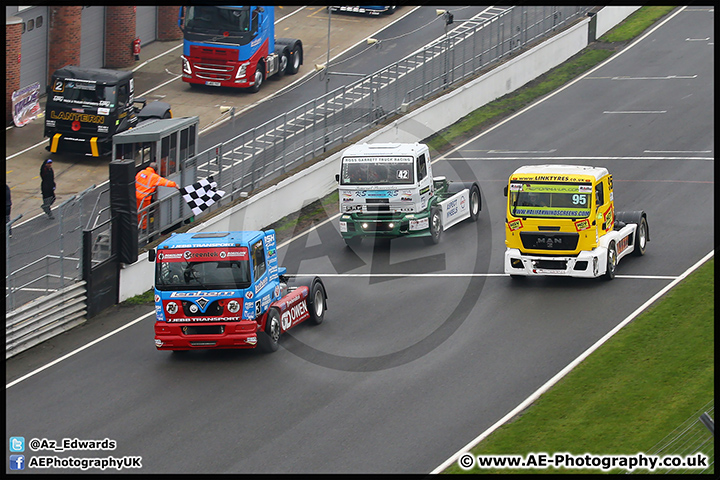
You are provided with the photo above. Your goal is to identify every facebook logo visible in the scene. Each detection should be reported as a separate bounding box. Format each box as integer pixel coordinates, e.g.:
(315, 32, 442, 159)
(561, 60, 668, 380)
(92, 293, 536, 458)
(9, 437, 25, 452)
(9, 454, 25, 470)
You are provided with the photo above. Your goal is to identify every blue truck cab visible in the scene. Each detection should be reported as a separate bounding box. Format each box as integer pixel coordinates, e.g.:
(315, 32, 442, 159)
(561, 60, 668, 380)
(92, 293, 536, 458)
(179, 6, 303, 92)
(149, 230, 327, 352)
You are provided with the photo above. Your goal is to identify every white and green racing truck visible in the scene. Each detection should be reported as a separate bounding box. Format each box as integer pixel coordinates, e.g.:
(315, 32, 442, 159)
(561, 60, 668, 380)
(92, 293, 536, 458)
(336, 142, 481, 245)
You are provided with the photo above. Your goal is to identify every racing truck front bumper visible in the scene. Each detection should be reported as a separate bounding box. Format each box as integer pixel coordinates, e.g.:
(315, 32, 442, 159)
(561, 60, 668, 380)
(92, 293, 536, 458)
(47, 133, 111, 157)
(339, 212, 431, 240)
(504, 247, 609, 278)
(154, 320, 260, 350)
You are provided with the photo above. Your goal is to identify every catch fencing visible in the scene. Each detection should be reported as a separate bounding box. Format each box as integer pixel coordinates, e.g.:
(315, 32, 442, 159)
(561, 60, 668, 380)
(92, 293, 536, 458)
(6, 6, 593, 310)
(137, 5, 591, 244)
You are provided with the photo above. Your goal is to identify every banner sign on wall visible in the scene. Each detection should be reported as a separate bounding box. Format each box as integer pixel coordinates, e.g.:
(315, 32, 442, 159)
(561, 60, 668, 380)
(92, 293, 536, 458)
(12, 82, 42, 127)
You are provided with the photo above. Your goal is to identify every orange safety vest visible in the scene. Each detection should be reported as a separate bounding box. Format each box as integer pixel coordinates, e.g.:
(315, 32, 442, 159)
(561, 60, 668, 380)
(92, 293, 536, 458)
(135, 167, 178, 230)
(135, 167, 178, 203)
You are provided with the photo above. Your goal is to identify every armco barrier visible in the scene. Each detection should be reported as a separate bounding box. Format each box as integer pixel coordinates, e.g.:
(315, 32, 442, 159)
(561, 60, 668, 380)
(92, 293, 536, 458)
(6, 281, 87, 358)
(117, 6, 640, 302)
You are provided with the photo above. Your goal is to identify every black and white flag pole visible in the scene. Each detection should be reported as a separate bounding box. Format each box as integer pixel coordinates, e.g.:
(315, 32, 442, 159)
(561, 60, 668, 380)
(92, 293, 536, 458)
(180, 176, 226, 216)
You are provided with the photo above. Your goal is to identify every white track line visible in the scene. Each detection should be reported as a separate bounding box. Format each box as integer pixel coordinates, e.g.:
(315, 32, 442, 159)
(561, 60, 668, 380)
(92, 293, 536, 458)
(432, 8, 700, 472)
(431, 250, 713, 474)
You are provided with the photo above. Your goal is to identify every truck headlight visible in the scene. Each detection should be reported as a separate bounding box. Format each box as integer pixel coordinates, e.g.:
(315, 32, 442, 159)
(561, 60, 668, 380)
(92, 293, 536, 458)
(236, 62, 250, 79)
(46, 120, 56, 127)
(181, 56, 192, 75)
(227, 300, 241, 313)
(166, 301, 179, 315)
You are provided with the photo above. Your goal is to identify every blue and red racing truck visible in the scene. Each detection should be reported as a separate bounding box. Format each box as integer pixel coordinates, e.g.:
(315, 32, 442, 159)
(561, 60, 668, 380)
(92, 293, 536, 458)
(178, 6, 303, 92)
(148, 230, 327, 352)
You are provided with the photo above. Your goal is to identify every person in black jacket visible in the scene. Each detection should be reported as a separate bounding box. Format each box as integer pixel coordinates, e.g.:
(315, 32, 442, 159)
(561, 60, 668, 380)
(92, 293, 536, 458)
(5, 183, 11, 236)
(40, 158, 56, 219)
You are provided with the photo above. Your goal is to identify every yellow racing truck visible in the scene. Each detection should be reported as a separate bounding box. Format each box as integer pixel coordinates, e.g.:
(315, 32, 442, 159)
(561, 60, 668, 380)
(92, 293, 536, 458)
(503, 165, 649, 280)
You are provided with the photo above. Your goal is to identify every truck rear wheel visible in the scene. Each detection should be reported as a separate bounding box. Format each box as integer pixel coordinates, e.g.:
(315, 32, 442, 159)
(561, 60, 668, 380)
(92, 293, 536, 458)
(258, 308, 281, 352)
(603, 242, 617, 281)
(276, 49, 288, 78)
(286, 45, 302, 75)
(307, 280, 327, 325)
(633, 216, 648, 256)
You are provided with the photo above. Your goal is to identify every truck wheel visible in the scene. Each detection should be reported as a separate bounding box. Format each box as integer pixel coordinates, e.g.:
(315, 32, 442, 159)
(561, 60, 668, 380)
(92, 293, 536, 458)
(633, 216, 648, 256)
(307, 280, 327, 325)
(276, 49, 289, 78)
(604, 242, 617, 281)
(469, 183, 481, 222)
(286, 45, 302, 75)
(249, 64, 264, 93)
(425, 208, 442, 245)
(258, 308, 281, 353)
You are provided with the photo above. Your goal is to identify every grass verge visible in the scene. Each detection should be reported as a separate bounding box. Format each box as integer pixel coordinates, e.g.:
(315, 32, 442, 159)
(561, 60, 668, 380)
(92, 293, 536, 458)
(444, 259, 714, 474)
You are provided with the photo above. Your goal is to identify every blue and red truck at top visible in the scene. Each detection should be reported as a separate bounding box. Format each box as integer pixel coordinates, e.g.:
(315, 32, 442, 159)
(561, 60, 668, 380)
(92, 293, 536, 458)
(178, 6, 303, 92)
(149, 230, 327, 353)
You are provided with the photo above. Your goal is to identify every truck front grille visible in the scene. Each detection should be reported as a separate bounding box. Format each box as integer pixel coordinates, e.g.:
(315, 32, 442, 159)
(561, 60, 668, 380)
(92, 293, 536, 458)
(181, 300, 223, 317)
(520, 232, 579, 251)
(194, 64, 233, 81)
(534, 259, 567, 270)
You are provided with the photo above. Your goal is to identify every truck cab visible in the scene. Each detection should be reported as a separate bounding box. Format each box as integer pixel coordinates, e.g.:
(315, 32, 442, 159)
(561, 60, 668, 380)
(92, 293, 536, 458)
(179, 6, 303, 92)
(149, 230, 327, 352)
(44, 66, 171, 157)
(337, 143, 481, 245)
(504, 165, 649, 279)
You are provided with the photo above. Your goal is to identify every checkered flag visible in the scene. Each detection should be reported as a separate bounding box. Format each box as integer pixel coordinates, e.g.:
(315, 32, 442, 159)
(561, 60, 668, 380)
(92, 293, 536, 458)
(180, 176, 225, 216)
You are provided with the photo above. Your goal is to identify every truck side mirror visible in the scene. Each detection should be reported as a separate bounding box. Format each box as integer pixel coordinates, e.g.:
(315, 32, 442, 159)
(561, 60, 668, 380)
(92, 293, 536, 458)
(148, 248, 156, 262)
(503, 185, 508, 197)
(335, 174, 340, 183)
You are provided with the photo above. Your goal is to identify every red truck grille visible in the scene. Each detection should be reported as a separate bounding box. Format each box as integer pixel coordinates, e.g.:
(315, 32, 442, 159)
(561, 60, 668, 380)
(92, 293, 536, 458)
(189, 45, 237, 81)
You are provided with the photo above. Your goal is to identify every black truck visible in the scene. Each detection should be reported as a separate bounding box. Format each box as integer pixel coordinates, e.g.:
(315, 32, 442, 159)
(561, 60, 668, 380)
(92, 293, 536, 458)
(44, 66, 172, 157)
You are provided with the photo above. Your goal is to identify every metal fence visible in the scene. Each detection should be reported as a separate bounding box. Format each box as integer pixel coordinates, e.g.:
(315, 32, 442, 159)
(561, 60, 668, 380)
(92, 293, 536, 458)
(6, 185, 97, 311)
(140, 5, 590, 241)
(6, 6, 592, 310)
(627, 399, 714, 474)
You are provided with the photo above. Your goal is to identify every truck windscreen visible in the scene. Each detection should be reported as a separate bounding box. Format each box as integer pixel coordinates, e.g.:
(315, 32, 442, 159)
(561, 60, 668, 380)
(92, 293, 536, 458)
(185, 6, 250, 34)
(509, 182, 592, 219)
(53, 81, 116, 106)
(341, 157, 415, 185)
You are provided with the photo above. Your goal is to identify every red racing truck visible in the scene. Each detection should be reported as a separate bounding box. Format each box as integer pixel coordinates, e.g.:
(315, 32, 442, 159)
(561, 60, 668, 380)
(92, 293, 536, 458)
(178, 6, 303, 92)
(148, 230, 327, 352)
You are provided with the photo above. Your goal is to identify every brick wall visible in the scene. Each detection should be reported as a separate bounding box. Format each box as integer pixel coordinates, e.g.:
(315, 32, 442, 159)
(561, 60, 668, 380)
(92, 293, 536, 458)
(105, 6, 136, 68)
(5, 17, 23, 125)
(48, 6, 82, 86)
(158, 6, 183, 41)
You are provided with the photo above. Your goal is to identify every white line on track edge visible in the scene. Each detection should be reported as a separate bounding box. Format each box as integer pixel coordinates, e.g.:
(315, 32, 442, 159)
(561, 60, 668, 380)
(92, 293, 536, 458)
(429, 251, 713, 473)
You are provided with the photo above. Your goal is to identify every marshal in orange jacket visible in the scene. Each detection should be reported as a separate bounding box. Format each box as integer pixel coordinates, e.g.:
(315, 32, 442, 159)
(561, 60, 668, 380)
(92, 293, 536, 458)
(135, 163, 179, 229)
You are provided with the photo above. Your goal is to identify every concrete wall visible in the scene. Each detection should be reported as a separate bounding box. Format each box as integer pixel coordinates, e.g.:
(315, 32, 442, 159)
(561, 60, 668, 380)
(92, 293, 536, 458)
(596, 6, 641, 38)
(118, 6, 642, 302)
